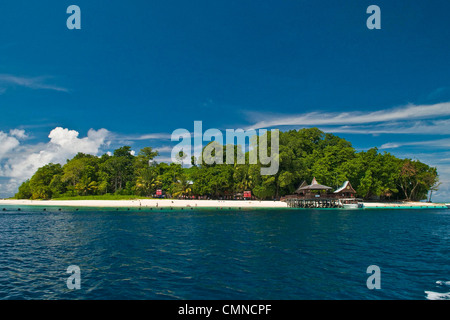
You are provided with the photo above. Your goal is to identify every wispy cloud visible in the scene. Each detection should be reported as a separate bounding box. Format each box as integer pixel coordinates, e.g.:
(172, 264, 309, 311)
(0, 74, 69, 93)
(246, 102, 450, 132)
(380, 138, 450, 150)
(130, 133, 172, 140)
(155, 146, 174, 153)
(426, 86, 450, 101)
(111, 133, 172, 143)
(311, 119, 450, 136)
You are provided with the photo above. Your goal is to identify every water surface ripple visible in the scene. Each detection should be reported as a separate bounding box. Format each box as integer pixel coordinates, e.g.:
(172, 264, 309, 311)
(0, 207, 448, 299)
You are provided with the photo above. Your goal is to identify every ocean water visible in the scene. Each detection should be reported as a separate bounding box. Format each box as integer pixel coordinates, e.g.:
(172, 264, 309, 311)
(0, 206, 449, 300)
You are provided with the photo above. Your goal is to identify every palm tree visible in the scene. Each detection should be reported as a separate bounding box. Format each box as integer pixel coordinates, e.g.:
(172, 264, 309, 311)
(135, 168, 161, 197)
(234, 165, 253, 194)
(75, 176, 98, 196)
(172, 174, 192, 199)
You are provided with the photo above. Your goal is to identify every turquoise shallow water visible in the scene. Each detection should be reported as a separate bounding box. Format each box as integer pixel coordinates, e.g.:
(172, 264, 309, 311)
(0, 206, 449, 300)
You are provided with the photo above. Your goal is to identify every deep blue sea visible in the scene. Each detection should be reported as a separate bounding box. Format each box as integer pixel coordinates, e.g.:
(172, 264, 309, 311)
(0, 206, 449, 300)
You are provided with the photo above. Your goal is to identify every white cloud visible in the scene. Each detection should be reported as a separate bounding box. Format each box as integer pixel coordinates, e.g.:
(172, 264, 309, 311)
(0, 133, 19, 159)
(9, 129, 28, 139)
(0, 129, 27, 160)
(47, 127, 110, 155)
(0, 127, 110, 197)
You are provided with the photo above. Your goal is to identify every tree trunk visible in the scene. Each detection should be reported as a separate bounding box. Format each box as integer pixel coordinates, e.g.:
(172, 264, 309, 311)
(409, 181, 420, 201)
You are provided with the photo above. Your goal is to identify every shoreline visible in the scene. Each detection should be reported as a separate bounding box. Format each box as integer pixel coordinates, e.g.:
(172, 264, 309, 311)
(0, 199, 448, 209)
(0, 199, 288, 209)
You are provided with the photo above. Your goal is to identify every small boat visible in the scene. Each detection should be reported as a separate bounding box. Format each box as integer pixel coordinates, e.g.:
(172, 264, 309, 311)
(343, 203, 363, 209)
(340, 198, 364, 209)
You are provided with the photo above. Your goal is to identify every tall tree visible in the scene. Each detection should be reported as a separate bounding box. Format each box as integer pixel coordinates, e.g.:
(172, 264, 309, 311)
(398, 159, 439, 201)
(103, 146, 135, 193)
(29, 163, 63, 199)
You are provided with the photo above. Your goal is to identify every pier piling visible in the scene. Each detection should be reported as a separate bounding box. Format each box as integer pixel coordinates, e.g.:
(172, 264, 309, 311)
(284, 197, 342, 208)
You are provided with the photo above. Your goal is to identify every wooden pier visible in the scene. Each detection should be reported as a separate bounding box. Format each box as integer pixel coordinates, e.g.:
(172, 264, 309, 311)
(281, 195, 342, 208)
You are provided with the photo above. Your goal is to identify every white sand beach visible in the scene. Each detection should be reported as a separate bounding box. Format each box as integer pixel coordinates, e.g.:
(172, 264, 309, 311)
(362, 201, 448, 208)
(0, 199, 289, 208)
(0, 199, 448, 209)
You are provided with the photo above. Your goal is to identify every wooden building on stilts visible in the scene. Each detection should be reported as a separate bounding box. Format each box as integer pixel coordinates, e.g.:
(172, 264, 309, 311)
(333, 180, 357, 198)
(281, 178, 360, 208)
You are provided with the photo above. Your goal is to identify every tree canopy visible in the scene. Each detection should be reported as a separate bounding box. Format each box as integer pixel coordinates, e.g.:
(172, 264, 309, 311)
(14, 128, 439, 201)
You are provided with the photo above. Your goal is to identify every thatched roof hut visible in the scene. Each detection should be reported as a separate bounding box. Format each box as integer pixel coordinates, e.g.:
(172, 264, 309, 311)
(299, 177, 332, 191)
(294, 181, 308, 194)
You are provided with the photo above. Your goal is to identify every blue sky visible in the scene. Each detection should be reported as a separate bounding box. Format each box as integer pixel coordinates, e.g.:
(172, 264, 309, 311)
(0, 0, 449, 201)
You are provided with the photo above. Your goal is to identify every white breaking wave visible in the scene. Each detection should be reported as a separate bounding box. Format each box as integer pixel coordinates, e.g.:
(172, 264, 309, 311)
(425, 291, 450, 300)
(425, 281, 450, 300)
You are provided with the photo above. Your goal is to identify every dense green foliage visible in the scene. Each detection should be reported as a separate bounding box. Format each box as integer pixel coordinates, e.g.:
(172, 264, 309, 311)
(15, 128, 439, 201)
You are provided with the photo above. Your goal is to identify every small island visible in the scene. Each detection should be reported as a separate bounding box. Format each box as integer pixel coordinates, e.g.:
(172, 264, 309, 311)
(6, 128, 445, 210)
